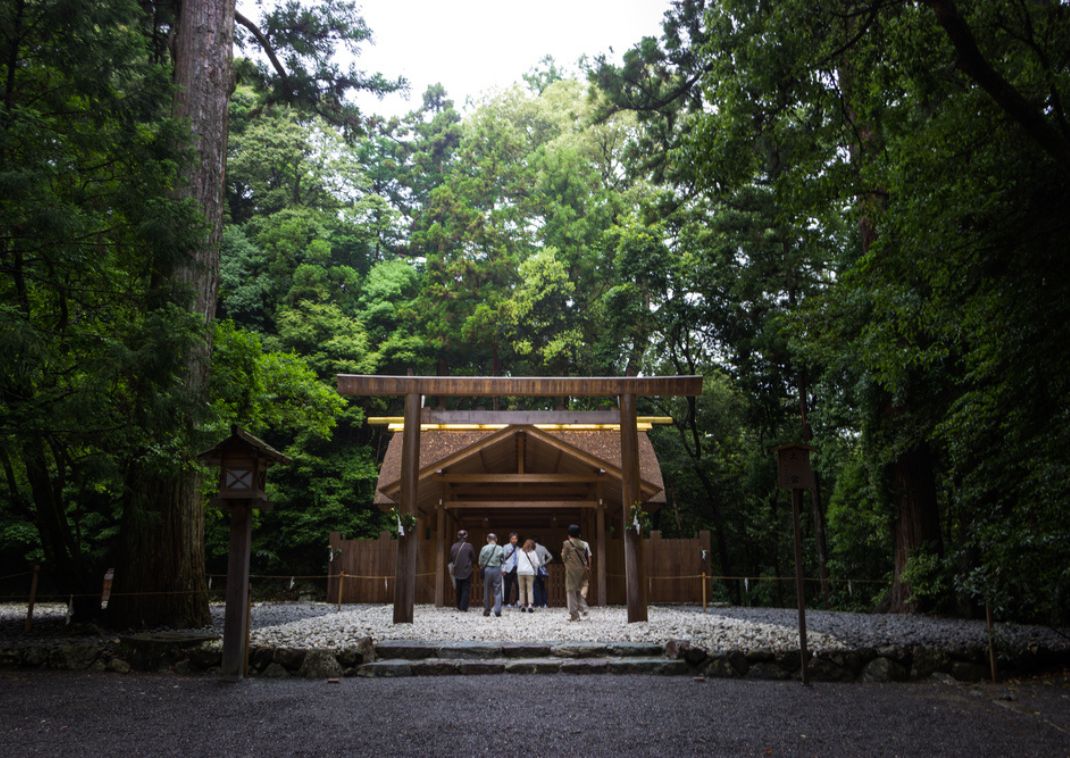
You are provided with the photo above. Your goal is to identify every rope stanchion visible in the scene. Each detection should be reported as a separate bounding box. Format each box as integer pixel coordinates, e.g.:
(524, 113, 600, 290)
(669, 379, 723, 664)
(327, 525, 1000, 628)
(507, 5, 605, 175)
(25, 565, 39, 633)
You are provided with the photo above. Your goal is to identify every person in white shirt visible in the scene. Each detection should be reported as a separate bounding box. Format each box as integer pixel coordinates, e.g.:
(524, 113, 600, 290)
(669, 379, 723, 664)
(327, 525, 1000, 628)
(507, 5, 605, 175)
(515, 538, 541, 612)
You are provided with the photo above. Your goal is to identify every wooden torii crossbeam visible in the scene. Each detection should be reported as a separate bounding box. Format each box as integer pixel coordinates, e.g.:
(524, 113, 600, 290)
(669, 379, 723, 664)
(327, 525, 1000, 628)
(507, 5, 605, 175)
(336, 374, 704, 623)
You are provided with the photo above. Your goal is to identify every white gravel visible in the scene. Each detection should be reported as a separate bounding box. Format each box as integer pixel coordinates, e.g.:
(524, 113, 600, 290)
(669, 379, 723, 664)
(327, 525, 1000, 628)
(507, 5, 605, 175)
(5, 602, 1067, 655)
(243, 604, 848, 653)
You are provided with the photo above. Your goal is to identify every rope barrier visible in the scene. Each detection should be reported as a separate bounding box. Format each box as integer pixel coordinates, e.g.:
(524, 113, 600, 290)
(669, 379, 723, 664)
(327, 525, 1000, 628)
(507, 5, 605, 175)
(2, 566, 886, 607)
(604, 572, 884, 584)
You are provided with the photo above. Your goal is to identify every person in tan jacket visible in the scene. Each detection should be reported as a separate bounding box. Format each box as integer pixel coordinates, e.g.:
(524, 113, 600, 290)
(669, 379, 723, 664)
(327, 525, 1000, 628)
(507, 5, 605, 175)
(561, 524, 591, 621)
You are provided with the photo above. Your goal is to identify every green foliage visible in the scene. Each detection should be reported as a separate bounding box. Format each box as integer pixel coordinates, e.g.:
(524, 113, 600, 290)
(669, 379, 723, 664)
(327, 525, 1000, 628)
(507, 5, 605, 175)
(4, 0, 1068, 625)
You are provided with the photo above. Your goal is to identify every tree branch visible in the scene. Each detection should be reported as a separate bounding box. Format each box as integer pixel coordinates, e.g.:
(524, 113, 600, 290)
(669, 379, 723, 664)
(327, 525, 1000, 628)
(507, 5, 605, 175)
(924, 0, 1070, 167)
(234, 10, 288, 83)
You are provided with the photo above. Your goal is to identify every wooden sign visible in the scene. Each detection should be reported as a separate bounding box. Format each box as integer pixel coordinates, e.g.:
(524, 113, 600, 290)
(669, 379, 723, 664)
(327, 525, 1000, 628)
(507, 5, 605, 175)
(776, 444, 814, 490)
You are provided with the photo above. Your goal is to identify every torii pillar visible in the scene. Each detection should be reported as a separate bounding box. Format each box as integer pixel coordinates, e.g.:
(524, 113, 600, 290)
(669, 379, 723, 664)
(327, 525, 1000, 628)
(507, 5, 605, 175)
(393, 390, 421, 623)
(620, 391, 647, 622)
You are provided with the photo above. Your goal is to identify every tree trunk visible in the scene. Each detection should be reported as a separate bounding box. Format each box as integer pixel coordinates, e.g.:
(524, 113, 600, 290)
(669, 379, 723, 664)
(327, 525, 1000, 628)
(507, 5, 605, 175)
(109, 0, 234, 629)
(887, 442, 943, 612)
(19, 440, 100, 620)
(810, 473, 831, 602)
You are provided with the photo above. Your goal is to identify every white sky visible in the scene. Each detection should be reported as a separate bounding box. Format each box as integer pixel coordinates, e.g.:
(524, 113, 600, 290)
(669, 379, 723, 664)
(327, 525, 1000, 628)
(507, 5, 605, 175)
(328, 0, 672, 118)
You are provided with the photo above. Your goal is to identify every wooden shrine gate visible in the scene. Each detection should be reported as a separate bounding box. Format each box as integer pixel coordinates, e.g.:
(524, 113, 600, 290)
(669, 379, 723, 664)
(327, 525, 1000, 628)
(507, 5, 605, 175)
(335, 374, 703, 624)
(329, 529, 712, 606)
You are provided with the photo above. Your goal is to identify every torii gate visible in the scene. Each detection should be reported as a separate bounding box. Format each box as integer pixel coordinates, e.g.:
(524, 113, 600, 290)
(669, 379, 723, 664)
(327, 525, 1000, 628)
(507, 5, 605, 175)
(336, 374, 703, 624)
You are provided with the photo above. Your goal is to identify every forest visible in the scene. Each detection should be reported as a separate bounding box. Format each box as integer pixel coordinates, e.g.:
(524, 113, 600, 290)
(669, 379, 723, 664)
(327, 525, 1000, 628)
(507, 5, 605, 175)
(1, 0, 1068, 629)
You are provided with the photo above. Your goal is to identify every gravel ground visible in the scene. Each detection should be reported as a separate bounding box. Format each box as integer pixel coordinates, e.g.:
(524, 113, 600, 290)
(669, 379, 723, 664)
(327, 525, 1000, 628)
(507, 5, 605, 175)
(4, 602, 1068, 655)
(3, 669, 1069, 757)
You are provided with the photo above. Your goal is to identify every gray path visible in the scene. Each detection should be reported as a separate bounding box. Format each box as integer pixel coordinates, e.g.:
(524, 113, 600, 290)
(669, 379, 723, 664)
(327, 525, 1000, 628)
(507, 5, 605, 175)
(1, 671, 1068, 757)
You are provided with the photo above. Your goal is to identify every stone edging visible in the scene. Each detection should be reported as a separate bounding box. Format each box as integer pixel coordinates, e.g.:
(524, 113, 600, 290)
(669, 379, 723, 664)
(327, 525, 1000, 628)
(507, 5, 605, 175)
(1, 635, 1067, 682)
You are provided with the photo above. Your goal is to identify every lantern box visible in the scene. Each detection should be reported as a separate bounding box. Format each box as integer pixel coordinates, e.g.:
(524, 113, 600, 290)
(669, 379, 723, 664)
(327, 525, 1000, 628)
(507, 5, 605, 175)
(198, 426, 291, 504)
(775, 443, 815, 490)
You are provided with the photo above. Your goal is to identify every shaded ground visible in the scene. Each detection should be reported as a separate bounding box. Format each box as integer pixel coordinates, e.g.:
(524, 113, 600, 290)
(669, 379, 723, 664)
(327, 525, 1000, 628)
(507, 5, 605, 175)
(2, 669, 1068, 757)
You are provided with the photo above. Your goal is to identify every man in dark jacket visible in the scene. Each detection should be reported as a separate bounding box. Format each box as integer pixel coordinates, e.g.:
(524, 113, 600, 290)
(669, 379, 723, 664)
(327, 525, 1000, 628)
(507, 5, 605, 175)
(449, 530, 477, 611)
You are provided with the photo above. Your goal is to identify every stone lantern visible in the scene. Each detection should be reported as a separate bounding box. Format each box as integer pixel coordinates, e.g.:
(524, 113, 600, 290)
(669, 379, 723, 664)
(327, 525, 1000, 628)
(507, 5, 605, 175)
(199, 426, 290, 680)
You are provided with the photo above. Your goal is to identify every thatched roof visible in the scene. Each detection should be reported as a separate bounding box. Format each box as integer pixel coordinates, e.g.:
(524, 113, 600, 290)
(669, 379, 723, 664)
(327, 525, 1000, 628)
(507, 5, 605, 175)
(373, 424, 667, 512)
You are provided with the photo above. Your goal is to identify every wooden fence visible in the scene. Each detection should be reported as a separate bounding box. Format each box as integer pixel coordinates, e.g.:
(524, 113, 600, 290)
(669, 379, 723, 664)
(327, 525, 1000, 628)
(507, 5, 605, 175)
(328, 529, 712, 606)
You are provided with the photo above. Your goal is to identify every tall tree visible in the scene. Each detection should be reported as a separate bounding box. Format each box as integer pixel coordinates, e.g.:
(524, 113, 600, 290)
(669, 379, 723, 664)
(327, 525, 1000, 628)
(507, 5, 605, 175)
(112, 0, 399, 627)
(109, 0, 235, 628)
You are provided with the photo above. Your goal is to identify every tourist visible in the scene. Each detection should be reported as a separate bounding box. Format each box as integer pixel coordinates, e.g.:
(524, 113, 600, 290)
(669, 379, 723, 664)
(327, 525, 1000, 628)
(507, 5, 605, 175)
(561, 524, 591, 621)
(478, 533, 505, 617)
(532, 537, 552, 607)
(448, 529, 476, 611)
(515, 538, 541, 612)
(501, 531, 520, 607)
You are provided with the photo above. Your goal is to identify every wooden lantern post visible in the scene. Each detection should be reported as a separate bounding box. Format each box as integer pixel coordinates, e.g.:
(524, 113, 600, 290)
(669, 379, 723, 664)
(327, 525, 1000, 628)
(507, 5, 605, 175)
(199, 426, 290, 680)
(776, 443, 815, 685)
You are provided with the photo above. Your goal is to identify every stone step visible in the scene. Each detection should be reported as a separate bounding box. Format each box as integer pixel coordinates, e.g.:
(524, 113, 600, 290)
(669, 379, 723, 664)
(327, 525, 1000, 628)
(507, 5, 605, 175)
(373, 640, 666, 661)
(357, 656, 691, 677)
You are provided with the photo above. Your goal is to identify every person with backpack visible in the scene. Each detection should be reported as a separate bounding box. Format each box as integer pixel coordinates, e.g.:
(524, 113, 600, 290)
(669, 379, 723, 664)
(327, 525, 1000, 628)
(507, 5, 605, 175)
(561, 524, 591, 621)
(515, 538, 541, 612)
(478, 533, 506, 617)
(448, 530, 477, 611)
(532, 537, 553, 608)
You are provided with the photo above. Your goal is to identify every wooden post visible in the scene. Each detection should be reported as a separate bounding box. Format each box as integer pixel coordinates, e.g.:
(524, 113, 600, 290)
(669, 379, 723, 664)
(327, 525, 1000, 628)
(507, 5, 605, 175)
(595, 497, 607, 607)
(791, 488, 810, 685)
(336, 570, 345, 610)
(221, 502, 253, 680)
(986, 600, 999, 683)
(434, 501, 446, 607)
(393, 390, 421, 623)
(702, 572, 708, 612)
(620, 392, 647, 622)
(24, 564, 40, 633)
(244, 581, 252, 678)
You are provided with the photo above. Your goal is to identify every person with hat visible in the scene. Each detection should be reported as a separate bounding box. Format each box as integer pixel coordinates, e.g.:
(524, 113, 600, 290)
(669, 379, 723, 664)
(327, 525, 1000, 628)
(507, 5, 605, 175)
(448, 529, 477, 611)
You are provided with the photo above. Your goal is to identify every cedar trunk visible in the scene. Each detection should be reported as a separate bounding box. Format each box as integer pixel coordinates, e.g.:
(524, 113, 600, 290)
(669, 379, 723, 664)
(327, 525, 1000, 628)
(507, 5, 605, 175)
(887, 443, 943, 612)
(109, 0, 234, 629)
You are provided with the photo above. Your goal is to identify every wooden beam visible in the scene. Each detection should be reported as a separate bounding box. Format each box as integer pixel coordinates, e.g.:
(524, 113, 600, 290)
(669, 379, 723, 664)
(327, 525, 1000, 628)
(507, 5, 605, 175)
(621, 392, 648, 623)
(435, 473, 602, 484)
(393, 391, 420, 624)
(444, 500, 599, 509)
(431, 410, 624, 424)
(368, 413, 674, 425)
(337, 375, 703, 398)
(445, 486, 594, 498)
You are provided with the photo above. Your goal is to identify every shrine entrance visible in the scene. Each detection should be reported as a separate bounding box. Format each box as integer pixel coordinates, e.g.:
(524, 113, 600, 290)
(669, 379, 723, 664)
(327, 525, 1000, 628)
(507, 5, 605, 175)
(335, 375, 703, 623)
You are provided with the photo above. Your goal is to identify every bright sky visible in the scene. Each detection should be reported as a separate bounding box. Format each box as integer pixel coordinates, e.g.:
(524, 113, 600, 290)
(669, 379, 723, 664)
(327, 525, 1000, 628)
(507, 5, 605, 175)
(344, 0, 672, 118)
